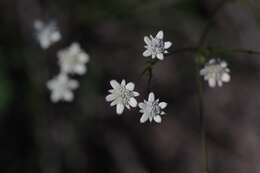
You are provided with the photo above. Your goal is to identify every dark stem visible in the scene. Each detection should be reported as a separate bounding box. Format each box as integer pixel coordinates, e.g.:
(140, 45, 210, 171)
(195, 58, 209, 173)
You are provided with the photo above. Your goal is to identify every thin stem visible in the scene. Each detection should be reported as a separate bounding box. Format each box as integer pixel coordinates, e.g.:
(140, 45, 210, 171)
(147, 67, 152, 93)
(194, 57, 209, 173)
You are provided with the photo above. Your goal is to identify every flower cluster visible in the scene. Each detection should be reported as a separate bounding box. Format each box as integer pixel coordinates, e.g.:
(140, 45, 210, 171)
(35, 19, 90, 103)
(106, 79, 167, 123)
(47, 42, 90, 103)
(106, 31, 170, 124)
(105, 30, 232, 124)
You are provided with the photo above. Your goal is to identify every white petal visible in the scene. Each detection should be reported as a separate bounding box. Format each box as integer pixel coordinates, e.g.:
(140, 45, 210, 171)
(51, 93, 60, 103)
(64, 91, 74, 101)
(208, 78, 216, 88)
(78, 53, 90, 63)
(217, 80, 223, 87)
(221, 73, 231, 82)
(156, 31, 164, 39)
(108, 89, 114, 93)
(126, 82, 135, 91)
(121, 79, 126, 86)
(106, 94, 116, 102)
(133, 91, 140, 97)
(164, 41, 172, 49)
(69, 80, 79, 89)
(159, 102, 167, 109)
(157, 53, 164, 60)
(160, 111, 166, 115)
(200, 69, 206, 76)
(110, 100, 118, 106)
(129, 98, 137, 107)
(209, 59, 216, 64)
(50, 32, 61, 42)
(116, 103, 124, 115)
(148, 92, 155, 102)
(139, 103, 144, 109)
(110, 80, 120, 89)
(140, 113, 149, 123)
(220, 61, 227, 68)
(143, 50, 151, 57)
(75, 65, 86, 75)
(154, 116, 162, 123)
(144, 36, 151, 45)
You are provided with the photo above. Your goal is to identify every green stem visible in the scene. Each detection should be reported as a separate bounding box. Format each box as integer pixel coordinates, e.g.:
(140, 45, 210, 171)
(195, 55, 209, 173)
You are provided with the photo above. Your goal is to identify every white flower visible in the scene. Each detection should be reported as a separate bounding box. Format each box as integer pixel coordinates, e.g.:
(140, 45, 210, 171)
(58, 42, 90, 75)
(143, 30, 172, 60)
(106, 79, 140, 115)
(34, 20, 61, 49)
(138, 92, 167, 123)
(200, 59, 231, 88)
(47, 74, 79, 103)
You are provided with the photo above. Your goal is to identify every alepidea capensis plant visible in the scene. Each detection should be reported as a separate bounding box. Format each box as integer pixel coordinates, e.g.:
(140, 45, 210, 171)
(40, 1, 260, 172)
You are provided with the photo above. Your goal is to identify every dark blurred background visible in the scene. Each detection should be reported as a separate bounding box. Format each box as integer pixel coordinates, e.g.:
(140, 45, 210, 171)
(1, 0, 260, 172)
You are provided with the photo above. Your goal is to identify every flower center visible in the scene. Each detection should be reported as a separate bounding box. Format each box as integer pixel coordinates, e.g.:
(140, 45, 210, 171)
(207, 64, 225, 78)
(151, 38, 164, 53)
(146, 100, 161, 117)
(119, 87, 134, 105)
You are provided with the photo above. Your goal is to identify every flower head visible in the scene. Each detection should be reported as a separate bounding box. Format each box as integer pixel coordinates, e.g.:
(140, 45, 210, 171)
(200, 59, 231, 88)
(34, 20, 61, 49)
(47, 74, 79, 103)
(106, 79, 140, 115)
(143, 30, 172, 60)
(138, 92, 167, 123)
(58, 42, 90, 75)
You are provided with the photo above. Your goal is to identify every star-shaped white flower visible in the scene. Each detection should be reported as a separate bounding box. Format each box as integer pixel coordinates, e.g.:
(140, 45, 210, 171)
(34, 20, 61, 49)
(200, 59, 231, 88)
(58, 42, 90, 75)
(143, 30, 172, 60)
(47, 74, 79, 103)
(106, 79, 140, 115)
(138, 92, 167, 123)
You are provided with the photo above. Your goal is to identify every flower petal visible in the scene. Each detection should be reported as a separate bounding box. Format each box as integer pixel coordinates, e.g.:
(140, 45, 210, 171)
(143, 50, 151, 57)
(148, 92, 155, 102)
(144, 36, 151, 45)
(156, 30, 164, 39)
(129, 98, 137, 107)
(106, 94, 116, 102)
(160, 111, 166, 115)
(64, 91, 74, 101)
(220, 61, 227, 68)
(159, 102, 167, 109)
(209, 78, 216, 88)
(154, 115, 162, 123)
(110, 80, 120, 89)
(139, 103, 144, 109)
(133, 91, 140, 97)
(164, 41, 172, 49)
(217, 80, 223, 87)
(116, 103, 124, 115)
(221, 73, 231, 82)
(126, 82, 135, 91)
(121, 79, 126, 86)
(140, 113, 149, 123)
(157, 53, 164, 60)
